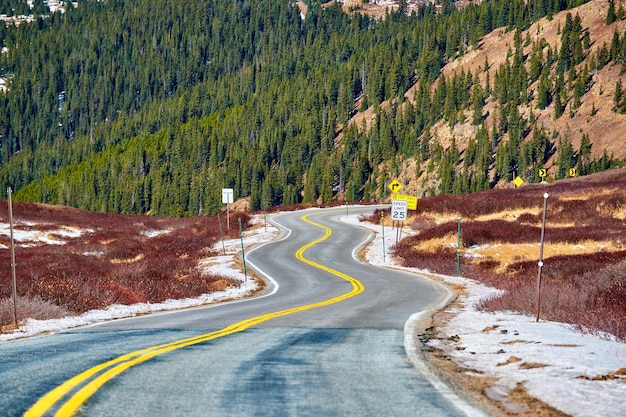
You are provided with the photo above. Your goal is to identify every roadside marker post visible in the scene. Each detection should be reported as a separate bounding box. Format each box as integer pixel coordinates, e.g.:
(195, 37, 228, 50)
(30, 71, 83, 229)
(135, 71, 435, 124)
(381, 211, 386, 263)
(536, 192, 549, 322)
(8, 187, 17, 327)
(238, 217, 248, 283)
(345, 184, 349, 217)
(457, 217, 461, 277)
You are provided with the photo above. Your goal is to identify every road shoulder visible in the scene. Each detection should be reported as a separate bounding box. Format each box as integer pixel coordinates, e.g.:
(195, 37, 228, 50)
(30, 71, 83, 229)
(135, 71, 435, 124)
(417, 295, 569, 417)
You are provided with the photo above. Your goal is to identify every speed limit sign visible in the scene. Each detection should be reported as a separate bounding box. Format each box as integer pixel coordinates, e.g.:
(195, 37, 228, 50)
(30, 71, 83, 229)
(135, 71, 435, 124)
(391, 200, 408, 221)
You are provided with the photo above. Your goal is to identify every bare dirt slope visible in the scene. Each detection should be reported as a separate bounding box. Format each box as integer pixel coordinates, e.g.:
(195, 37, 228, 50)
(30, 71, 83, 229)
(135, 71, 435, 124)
(334, 1, 626, 197)
(428, 0, 626, 162)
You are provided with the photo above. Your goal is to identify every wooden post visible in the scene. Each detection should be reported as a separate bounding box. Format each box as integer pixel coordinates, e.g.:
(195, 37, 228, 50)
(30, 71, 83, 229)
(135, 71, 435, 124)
(8, 187, 17, 327)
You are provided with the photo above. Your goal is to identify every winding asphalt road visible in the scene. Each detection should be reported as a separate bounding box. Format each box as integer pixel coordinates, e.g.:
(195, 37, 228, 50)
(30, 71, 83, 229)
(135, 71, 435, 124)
(0, 207, 486, 416)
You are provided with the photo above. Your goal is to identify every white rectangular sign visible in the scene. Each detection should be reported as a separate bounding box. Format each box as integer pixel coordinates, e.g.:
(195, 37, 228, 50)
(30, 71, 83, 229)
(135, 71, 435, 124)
(222, 188, 234, 204)
(391, 200, 408, 221)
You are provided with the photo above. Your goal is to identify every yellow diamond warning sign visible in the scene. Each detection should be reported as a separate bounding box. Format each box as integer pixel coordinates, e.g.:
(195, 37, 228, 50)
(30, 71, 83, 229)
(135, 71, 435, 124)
(388, 179, 403, 193)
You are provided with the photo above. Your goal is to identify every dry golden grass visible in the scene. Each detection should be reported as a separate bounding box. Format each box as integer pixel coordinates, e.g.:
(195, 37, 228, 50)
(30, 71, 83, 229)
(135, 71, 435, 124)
(482, 325, 500, 333)
(501, 340, 530, 345)
(519, 362, 550, 370)
(473, 208, 543, 223)
(411, 233, 456, 252)
(406, 180, 626, 272)
(467, 240, 618, 273)
(497, 356, 522, 367)
(410, 227, 619, 273)
(110, 253, 145, 264)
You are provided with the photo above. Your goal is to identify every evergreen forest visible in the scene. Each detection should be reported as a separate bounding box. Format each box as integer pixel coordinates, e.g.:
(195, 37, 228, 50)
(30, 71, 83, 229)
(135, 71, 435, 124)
(0, 0, 624, 216)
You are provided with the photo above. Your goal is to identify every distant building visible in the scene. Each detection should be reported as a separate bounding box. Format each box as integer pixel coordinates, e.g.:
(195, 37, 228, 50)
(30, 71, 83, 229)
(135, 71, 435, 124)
(0, 0, 74, 25)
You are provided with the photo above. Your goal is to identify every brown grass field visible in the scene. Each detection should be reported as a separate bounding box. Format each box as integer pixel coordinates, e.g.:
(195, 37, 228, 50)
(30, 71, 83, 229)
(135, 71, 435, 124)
(367, 168, 626, 341)
(0, 203, 253, 330)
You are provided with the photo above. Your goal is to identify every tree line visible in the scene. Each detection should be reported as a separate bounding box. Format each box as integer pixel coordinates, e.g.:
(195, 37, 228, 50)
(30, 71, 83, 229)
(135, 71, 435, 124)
(0, 0, 620, 216)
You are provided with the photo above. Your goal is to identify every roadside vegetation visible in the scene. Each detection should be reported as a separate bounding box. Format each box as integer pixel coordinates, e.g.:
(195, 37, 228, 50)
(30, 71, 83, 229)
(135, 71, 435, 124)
(2, 168, 625, 343)
(0, 203, 252, 331)
(366, 168, 626, 341)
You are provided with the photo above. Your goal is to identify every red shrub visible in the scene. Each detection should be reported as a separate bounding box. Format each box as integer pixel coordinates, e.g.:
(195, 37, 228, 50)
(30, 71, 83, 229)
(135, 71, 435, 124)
(0, 202, 252, 323)
(390, 168, 626, 340)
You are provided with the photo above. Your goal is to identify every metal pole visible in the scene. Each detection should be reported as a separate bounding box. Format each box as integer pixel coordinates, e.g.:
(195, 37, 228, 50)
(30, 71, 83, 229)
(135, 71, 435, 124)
(217, 213, 226, 255)
(8, 187, 17, 327)
(395, 221, 399, 245)
(457, 216, 461, 277)
(536, 192, 549, 322)
(381, 212, 386, 262)
(352, 182, 355, 205)
(238, 218, 248, 282)
(227, 202, 230, 230)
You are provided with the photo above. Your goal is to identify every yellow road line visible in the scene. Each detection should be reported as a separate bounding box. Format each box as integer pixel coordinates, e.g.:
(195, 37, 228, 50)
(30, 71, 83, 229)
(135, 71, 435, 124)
(25, 212, 364, 417)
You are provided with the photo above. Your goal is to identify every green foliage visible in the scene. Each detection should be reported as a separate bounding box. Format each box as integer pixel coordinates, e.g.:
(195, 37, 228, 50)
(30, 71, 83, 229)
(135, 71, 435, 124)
(438, 138, 460, 194)
(606, 0, 617, 25)
(0, 0, 607, 215)
(556, 133, 576, 179)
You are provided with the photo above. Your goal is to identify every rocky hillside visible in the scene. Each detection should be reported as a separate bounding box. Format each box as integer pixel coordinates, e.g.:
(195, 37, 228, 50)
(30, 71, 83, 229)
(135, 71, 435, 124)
(346, 0, 626, 197)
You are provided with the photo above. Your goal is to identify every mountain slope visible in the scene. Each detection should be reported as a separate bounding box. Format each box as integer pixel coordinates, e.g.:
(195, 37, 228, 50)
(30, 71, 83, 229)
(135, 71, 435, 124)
(348, 0, 626, 197)
(432, 0, 626, 161)
(1, 0, 624, 216)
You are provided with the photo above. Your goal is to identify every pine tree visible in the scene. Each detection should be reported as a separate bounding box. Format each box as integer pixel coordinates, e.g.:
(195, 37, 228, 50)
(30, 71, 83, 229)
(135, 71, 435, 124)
(613, 79, 623, 112)
(578, 133, 591, 175)
(537, 70, 551, 109)
(556, 133, 575, 179)
(554, 91, 564, 119)
(607, 0, 617, 25)
(471, 82, 485, 125)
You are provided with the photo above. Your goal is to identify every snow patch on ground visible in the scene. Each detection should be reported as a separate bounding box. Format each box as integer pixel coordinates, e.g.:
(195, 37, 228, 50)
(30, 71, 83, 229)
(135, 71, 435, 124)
(0, 222, 86, 246)
(340, 210, 625, 417)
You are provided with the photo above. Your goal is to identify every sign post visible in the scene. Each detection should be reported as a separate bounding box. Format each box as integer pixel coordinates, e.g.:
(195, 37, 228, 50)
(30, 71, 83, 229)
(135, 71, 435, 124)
(457, 217, 461, 277)
(381, 211, 386, 262)
(238, 218, 248, 282)
(222, 188, 234, 229)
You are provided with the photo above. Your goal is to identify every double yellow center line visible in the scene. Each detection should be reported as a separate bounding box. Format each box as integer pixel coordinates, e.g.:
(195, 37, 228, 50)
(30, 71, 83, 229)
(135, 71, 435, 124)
(25, 212, 365, 416)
